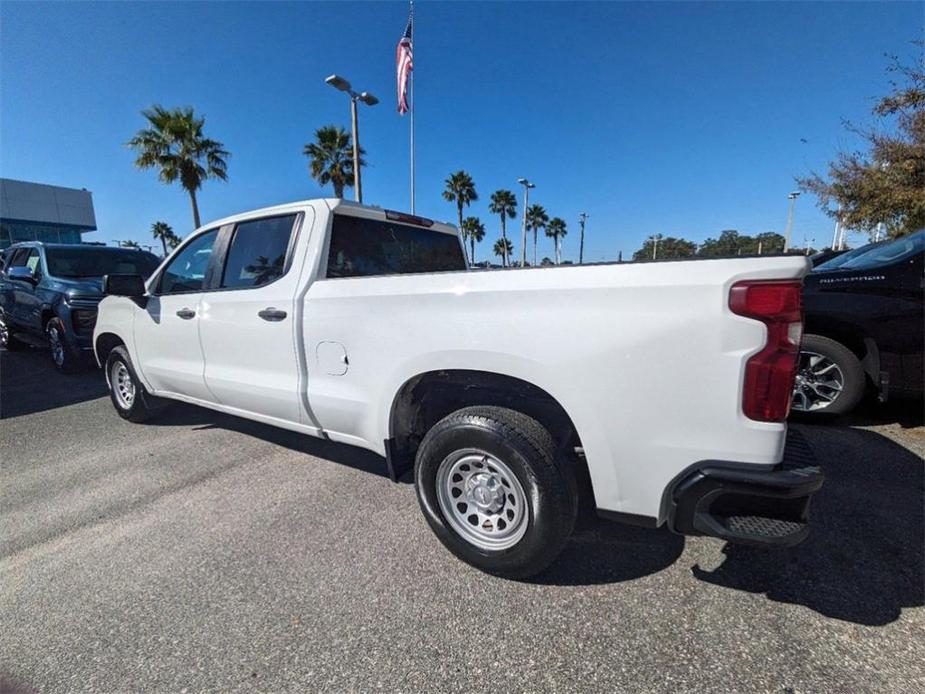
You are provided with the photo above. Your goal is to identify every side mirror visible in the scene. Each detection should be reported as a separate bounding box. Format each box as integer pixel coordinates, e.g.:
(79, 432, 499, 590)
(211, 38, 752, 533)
(8, 266, 37, 284)
(103, 273, 146, 297)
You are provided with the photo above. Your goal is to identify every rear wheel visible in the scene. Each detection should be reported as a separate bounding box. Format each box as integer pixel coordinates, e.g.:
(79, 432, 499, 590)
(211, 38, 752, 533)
(0, 314, 25, 351)
(414, 406, 577, 579)
(105, 345, 164, 422)
(791, 334, 865, 416)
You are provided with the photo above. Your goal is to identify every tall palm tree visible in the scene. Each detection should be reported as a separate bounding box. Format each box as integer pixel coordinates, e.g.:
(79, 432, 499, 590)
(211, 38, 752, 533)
(128, 105, 229, 229)
(493, 238, 513, 266)
(443, 171, 478, 239)
(303, 125, 365, 198)
(488, 189, 517, 267)
(546, 217, 567, 265)
(461, 216, 486, 265)
(150, 221, 175, 256)
(526, 204, 549, 267)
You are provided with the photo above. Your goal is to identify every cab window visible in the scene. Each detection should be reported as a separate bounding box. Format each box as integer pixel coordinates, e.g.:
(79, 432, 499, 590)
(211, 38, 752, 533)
(220, 215, 296, 289)
(158, 230, 219, 294)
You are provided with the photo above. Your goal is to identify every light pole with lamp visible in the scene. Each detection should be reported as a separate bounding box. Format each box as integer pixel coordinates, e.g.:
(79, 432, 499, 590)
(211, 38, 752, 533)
(517, 178, 535, 266)
(783, 191, 800, 251)
(325, 74, 378, 203)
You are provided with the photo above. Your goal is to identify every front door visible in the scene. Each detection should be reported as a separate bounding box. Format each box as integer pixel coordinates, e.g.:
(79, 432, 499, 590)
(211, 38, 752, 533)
(133, 229, 220, 401)
(199, 213, 306, 424)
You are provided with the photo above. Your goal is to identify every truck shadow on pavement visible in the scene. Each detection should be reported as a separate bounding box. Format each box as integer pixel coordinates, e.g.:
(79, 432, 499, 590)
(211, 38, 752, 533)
(690, 423, 924, 626)
(150, 403, 397, 481)
(0, 348, 108, 419)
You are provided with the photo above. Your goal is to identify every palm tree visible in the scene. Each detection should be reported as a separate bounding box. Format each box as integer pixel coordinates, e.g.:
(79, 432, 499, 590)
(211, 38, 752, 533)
(488, 189, 517, 267)
(128, 105, 229, 229)
(303, 125, 365, 198)
(461, 216, 486, 265)
(546, 217, 567, 264)
(493, 238, 513, 266)
(526, 204, 549, 267)
(443, 171, 478, 241)
(120, 240, 140, 249)
(168, 234, 183, 250)
(150, 221, 176, 256)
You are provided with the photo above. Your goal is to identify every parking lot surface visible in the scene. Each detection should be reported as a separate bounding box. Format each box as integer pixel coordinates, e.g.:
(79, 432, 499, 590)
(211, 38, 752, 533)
(1, 347, 923, 693)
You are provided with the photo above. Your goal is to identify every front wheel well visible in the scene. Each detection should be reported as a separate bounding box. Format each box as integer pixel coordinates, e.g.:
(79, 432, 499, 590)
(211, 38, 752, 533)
(94, 333, 125, 366)
(388, 370, 585, 483)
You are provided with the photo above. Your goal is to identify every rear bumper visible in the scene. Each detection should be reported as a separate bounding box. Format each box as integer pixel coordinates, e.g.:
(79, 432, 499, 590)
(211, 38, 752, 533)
(665, 431, 823, 547)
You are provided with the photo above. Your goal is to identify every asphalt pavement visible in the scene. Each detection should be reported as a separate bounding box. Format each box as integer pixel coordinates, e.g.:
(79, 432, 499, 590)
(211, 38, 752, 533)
(1, 346, 923, 693)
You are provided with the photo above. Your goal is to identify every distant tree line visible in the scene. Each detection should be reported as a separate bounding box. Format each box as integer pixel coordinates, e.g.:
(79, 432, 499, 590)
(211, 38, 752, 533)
(631, 230, 788, 262)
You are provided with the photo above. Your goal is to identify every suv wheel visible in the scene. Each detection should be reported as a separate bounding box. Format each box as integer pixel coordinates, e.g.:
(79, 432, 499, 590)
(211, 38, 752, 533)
(791, 334, 865, 416)
(414, 406, 578, 579)
(46, 317, 80, 373)
(0, 315, 25, 351)
(105, 345, 164, 422)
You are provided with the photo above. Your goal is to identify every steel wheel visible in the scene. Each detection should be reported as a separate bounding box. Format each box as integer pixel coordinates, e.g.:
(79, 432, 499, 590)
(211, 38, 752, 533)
(47, 322, 66, 367)
(110, 360, 136, 410)
(436, 449, 529, 551)
(792, 350, 845, 412)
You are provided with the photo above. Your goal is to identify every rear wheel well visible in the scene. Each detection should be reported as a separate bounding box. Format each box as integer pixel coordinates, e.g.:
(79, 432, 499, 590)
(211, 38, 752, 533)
(95, 333, 125, 366)
(388, 370, 588, 490)
(803, 318, 879, 382)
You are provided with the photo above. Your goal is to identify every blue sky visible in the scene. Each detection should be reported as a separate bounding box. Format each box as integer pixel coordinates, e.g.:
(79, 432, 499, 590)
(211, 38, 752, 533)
(1, 1, 919, 260)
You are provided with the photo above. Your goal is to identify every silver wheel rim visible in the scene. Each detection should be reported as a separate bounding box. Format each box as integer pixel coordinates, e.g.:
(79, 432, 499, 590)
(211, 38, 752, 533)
(791, 350, 845, 412)
(110, 360, 136, 409)
(47, 324, 65, 367)
(436, 449, 529, 551)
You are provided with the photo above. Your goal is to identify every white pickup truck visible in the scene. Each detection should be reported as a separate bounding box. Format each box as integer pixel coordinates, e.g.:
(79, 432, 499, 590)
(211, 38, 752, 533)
(94, 199, 823, 577)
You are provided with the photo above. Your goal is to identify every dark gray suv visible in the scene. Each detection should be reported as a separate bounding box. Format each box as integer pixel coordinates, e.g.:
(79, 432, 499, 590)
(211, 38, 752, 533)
(0, 243, 160, 372)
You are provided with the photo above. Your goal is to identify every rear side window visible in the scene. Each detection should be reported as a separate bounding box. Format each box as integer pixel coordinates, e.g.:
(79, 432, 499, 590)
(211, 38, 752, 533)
(221, 215, 296, 289)
(326, 214, 466, 278)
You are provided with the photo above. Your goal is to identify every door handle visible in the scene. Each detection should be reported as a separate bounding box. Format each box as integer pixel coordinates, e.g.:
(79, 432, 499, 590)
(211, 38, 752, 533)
(176, 308, 196, 320)
(258, 308, 287, 322)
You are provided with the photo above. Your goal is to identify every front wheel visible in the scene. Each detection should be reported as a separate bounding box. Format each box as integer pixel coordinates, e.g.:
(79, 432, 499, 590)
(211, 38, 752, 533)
(414, 406, 577, 579)
(46, 317, 81, 373)
(791, 334, 866, 416)
(105, 345, 164, 422)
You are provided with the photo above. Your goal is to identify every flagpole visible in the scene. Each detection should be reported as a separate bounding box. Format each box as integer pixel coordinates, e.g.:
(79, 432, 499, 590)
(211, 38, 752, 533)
(409, 0, 415, 214)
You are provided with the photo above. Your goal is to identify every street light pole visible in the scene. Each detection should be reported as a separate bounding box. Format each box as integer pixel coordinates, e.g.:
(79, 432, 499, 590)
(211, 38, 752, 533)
(325, 74, 378, 204)
(350, 97, 361, 203)
(578, 213, 588, 264)
(517, 178, 535, 266)
(784, 191, 800, 251)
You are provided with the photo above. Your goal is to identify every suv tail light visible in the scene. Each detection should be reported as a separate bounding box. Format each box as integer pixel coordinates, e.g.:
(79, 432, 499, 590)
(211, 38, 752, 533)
(729, 280, 803, 422)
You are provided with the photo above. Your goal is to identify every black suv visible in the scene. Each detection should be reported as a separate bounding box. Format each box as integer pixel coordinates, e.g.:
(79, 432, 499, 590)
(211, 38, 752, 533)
(0, 243, 160, 372)
(793, 230, 924, 416)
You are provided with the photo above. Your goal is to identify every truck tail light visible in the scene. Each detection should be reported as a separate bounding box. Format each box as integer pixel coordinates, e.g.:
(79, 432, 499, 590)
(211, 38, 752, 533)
(729, 280, 803, 422)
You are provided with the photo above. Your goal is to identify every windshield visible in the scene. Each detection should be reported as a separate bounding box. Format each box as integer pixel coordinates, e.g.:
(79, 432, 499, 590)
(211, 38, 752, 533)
(835, 231, 924, 271)
(46, 247, 161, 279)
(813, 242, 881, 271)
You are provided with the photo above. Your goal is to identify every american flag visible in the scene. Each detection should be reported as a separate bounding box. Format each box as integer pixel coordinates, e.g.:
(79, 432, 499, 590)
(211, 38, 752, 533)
(396, 6, 413, 114)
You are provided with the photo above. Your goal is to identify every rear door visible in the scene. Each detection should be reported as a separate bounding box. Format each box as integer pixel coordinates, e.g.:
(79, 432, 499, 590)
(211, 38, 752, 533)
(198, 213, 306, 424)
(134, 228, 220, 400)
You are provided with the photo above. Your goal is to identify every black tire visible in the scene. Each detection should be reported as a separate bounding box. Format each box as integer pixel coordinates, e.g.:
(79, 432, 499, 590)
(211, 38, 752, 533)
(105, 345, 164, 423)
(46, 317, 82, 373)
(0, 314, 26, 351)
(414, 406, 578, 579)
(792, 334, 866, 417)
